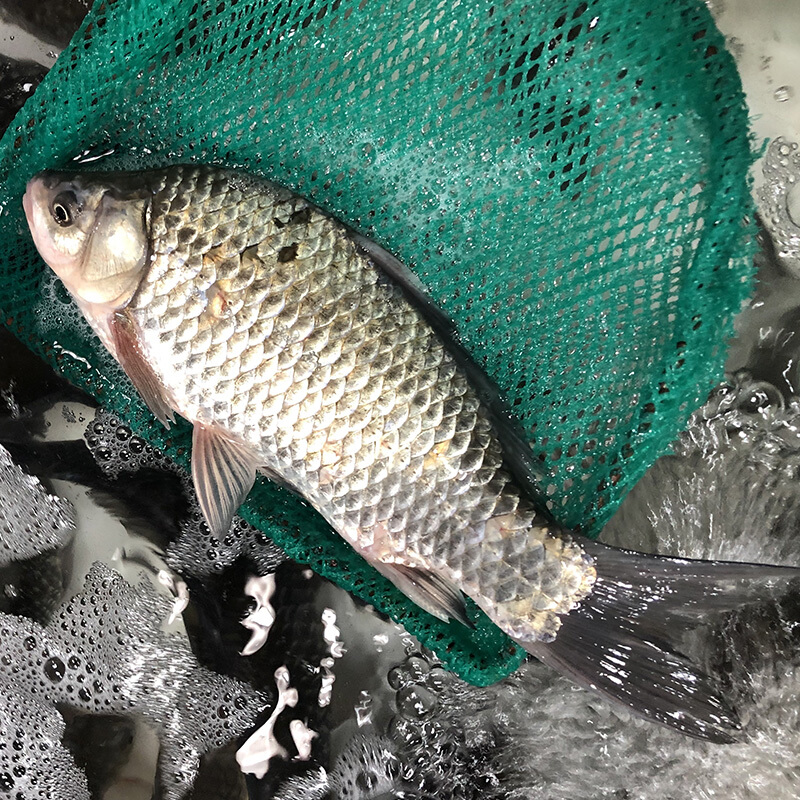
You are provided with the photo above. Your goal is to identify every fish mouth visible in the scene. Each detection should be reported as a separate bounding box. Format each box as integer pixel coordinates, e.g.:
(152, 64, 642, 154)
(22, 178, 37, 233)
(22, 175, 63, 273)
(23, 171, 64, 226)
(23, 175, 51, 254)
(22, 173, 87, 288)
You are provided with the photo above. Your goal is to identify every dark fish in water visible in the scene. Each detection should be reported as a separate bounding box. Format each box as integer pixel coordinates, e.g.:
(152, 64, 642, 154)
(23, 164, 800, 742)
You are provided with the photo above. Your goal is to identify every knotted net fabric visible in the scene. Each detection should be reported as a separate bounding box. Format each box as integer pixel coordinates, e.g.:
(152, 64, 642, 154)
(0, 0, 754, 683)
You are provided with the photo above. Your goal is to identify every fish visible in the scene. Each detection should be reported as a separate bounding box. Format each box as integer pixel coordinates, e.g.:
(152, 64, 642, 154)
(23, 163, 800, 743)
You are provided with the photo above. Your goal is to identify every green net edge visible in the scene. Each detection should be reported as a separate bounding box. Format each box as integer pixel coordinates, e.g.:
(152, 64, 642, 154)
(0, 0, 759, 686)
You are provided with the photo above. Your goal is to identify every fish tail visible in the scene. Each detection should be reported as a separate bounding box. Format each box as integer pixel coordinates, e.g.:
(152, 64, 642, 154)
(522, 540, 800, 743)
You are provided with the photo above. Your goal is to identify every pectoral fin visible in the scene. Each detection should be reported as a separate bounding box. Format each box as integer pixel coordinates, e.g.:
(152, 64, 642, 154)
(192, 423, 259, 536)
(110, 309, 176, 428)
(371, 560, 472, 627)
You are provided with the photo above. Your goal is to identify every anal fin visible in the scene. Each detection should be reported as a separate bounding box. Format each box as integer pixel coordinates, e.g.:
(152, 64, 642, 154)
(371, 560, 472, 627)
(110, 310, 176, 428)
(192, 424, 259, 537)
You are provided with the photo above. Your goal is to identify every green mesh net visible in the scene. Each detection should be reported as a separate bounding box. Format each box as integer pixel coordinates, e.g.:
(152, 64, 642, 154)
(0, 0, 755, 684)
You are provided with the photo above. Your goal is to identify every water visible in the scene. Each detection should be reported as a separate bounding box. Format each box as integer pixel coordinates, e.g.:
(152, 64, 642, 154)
(2, 2, 800, 799)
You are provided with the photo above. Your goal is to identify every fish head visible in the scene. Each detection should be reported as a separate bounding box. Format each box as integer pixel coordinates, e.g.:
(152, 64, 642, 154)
(23, 170, 151, 313)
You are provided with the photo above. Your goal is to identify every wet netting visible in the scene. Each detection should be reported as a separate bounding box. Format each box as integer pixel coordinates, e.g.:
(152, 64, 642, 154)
(0, 0, 755, 683)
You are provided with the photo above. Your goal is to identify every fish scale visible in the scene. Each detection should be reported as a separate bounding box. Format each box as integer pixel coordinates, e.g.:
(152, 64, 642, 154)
(124, 165, 596, 641)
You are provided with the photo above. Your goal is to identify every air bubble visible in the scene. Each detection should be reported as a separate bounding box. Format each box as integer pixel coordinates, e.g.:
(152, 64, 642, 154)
(774, 85, 793, 103)
(425, 667, 450, 693)
(758, 138, 800, 276)
(736, 381, 783, 414)
(397, 685, 438, 719)
(787, 183, 800, 229)
(403, 655, 430, 681)
(387, 665, 410, 690)
(0, 562, 268, 799)
(128, 437, 145, 454)
(0, 445, 75, 566)
(43, 657, 65, 683)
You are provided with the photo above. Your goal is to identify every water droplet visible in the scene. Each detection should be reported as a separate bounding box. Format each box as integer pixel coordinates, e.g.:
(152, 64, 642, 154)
(43, 656, 65, 683)
(388, 665, 410, 690)
(23, 635, 36, 651)
(129, 436, 145, 454)
(774, 85, 794, 103)
(425, 666, 450, 693)
(356, 771, 379, 791)
(403, 655, 430, 681)
(397, 685, 438, 719)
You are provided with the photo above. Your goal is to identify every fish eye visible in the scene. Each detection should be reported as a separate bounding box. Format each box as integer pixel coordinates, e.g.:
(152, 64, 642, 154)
(51, 191, 80, 227)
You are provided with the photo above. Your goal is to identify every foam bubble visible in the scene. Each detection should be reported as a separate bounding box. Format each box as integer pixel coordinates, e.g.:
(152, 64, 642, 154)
(0, 562, 269, 800)
(0, 443, 75, 566)
(758, 138, 800, 277)
(0, 686, 90, 799)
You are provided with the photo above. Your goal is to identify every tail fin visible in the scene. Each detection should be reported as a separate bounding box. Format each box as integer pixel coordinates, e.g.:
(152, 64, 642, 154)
(523, 540, 800, 743)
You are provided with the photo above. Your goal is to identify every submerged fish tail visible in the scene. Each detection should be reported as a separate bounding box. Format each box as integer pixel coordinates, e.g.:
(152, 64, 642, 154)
(523, 540, 800, 743)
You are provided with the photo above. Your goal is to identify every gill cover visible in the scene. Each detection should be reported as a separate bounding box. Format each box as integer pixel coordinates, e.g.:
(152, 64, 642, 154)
(73, 191, 150, 306)
(23, 172, 150, 310)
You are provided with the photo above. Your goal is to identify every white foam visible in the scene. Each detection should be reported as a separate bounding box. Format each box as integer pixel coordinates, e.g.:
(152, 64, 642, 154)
(240, 573, 277, 656)
(236, 666, 299, 779)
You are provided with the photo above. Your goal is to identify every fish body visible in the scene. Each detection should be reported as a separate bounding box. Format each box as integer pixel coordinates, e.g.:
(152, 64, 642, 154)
(25, 165, 594, 641)
(24, 164, 800, 742)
